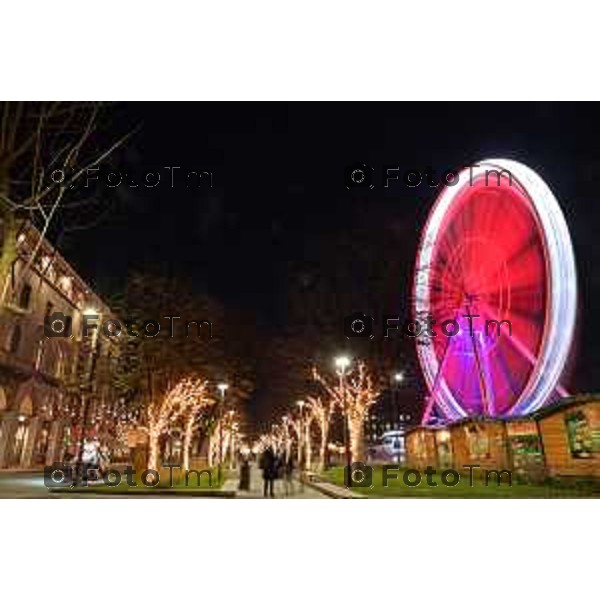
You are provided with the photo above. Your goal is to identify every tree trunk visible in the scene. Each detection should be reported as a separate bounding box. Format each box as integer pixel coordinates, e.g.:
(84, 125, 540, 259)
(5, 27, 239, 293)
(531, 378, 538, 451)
(208, 434, 215, 467)
(147, 430, 160, 471)
(285, 438, 292, 462)
(222, 430, 231, 468)
(183, 418, 194, 472)
(304, 421, 312, 470)
(348, 415, 365, 463)
(229, 435, 235, 470)
(296, 435, 302, 467)
(319, 419, 329, 471)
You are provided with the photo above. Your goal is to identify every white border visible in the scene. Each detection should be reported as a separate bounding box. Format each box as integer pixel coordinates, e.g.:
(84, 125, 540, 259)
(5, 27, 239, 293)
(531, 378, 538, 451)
(2, 2, 600, 100)
(1, 499, 597, 600)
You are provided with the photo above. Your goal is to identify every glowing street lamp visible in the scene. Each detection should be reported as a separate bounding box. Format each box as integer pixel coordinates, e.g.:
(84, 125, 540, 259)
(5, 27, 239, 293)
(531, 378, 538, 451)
(335, 356, 350, 372)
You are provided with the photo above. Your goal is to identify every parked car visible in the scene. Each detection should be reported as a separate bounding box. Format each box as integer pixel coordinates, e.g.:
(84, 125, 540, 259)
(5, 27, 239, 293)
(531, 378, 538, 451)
(367, 430, 406, 464)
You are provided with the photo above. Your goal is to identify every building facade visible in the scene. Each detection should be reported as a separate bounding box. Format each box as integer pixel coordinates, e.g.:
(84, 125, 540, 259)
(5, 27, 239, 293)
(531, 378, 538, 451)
(364, 388, 415, 443)
(0, 223, 118, 469)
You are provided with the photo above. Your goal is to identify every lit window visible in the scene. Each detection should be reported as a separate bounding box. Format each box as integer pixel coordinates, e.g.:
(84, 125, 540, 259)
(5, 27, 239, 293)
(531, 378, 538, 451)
(59, 276, 73, 296)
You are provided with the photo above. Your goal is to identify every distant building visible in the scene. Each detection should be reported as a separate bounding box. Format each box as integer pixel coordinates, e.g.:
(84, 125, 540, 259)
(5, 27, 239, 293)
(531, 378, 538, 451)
(364, 388, 414, 443)
(0, 223, 118, 469)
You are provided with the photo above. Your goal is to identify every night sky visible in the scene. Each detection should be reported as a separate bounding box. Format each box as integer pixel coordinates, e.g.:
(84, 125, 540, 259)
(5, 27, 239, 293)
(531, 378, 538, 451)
(54, 102, 600, 422)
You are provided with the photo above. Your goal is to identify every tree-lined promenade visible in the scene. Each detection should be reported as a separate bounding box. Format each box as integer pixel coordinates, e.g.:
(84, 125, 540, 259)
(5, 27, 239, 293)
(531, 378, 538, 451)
(262, 357, 381, 472)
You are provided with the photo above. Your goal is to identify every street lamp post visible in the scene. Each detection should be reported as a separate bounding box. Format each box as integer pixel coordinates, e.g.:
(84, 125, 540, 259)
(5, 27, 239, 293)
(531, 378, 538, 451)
(393, 371, 404, 464)
(228, 410, 236, 470)
(335, 356, 352, 480)
(393, 371, 404, 426)
(76, 307, 101, 483)
(217, 383, 229, 485)
(296, 400, 305, 469)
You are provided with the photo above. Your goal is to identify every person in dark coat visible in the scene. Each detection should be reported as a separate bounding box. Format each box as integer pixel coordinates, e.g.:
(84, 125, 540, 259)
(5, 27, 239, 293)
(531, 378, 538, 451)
(259, 446, 277, 497)
(284, 454, 295, 496)
(238, 455, 251, 491)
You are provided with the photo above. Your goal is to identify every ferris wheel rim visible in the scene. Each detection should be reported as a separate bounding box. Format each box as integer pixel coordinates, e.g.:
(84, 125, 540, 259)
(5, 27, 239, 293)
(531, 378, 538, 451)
(414, 158, 577, 422)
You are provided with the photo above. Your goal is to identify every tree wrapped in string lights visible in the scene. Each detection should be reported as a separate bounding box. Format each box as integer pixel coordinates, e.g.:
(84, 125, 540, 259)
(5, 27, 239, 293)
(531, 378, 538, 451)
(286, 412, 303, 466)
(146, 377, 209, 471)
(302, 410, 315, 470)
(208, 409, 240, 468)
(280, 416, 294, 461)
(313, 360, 380, 462)
(182, 396, 215, 471)
(306, 389, 337, 471)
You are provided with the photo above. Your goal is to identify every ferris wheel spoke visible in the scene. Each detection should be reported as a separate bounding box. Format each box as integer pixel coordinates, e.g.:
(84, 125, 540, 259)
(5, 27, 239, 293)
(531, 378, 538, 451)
(509, 335, 569, 396)
(480, 341, 500, 416)
(507, 281, 545, 295)
(466, 328, 492, 416)
(506, 256, 546, 285)
(431, 269, 463, 294)
(474, 254, 543, 298)
(504, 303, 544, 323)
(502, 332, 569, 402)
(489, 346, 515, 414)
(476, 315, 528, 413)
(500, 328, 549, 383)
(464, 228, 543, 296)
(504, 232, 542, 266)
(424, 317, 465, 422)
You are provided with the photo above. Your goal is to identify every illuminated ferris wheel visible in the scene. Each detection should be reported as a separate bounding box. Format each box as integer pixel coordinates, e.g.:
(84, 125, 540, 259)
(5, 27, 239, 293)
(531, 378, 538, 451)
(414, 159, 577, 424)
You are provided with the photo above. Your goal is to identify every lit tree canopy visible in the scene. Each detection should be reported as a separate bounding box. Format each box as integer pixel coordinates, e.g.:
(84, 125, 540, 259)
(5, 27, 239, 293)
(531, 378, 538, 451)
(146, 377, 211, 471)
(313, 360, 381, 461)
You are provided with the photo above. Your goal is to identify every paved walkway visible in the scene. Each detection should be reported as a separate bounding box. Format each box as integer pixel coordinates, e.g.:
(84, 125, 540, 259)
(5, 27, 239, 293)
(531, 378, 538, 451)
(0, 471, 50, 498)
(223, 464, 329, 498)
(0, 466, 333, 498)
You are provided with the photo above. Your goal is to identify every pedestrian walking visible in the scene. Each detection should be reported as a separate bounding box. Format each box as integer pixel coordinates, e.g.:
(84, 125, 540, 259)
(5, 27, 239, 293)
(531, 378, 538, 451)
(259, 446, 277, 497)
(238, 455, 251, 491)
(284, 454, 295, 496)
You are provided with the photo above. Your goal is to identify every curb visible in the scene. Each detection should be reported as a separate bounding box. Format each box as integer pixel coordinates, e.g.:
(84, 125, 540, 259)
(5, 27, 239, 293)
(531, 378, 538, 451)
(302, 475, 366, 499)
(48, 487, 236, 498)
